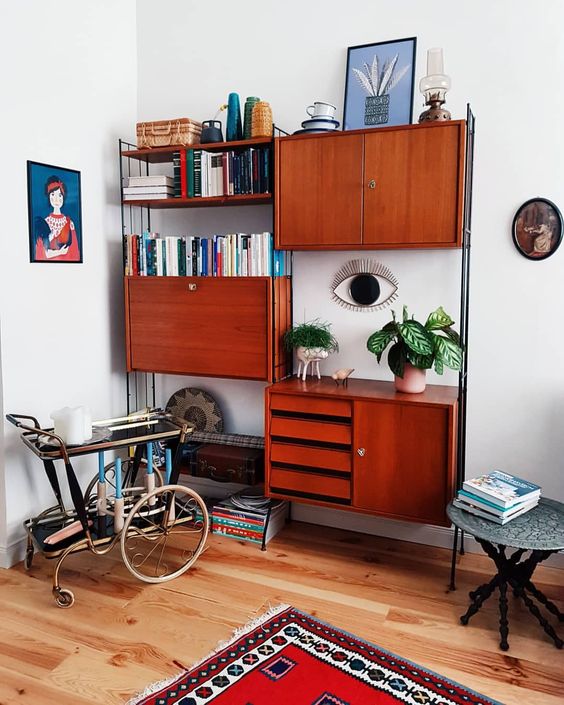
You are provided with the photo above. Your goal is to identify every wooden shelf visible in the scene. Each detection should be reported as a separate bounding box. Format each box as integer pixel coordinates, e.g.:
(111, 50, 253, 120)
(122, 193, 272, 209)
(122, 137, 273, 163)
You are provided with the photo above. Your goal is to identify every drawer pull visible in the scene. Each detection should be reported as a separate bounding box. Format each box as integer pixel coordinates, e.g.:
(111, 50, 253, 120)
(367, 179, 376, 190)
(357, 447, 366, 457)
(188, 283, 197, 291)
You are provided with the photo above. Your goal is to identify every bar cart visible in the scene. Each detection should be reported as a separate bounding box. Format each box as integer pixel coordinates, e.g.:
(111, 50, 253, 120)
(7, 409, 209, 608)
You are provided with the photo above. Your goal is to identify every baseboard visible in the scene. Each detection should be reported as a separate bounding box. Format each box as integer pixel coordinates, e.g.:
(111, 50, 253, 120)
(291, 503, 564, 569)
(0, 536, 26, 569)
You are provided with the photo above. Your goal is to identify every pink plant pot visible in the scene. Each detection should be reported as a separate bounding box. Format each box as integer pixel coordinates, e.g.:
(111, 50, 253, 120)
(394, 363, 427, 394)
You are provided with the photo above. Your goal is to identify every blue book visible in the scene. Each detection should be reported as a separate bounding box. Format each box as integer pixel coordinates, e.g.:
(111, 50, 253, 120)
(457, 489, 537, 517)
(463, 471, 541, 509)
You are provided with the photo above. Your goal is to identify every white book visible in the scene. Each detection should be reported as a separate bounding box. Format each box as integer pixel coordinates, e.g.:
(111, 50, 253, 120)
(123, 192, 173, 201)
(463, 471, 541, 509)
(127, 175, 173, 188)
(123, 185, 174, 195)
(456, 492, 539, 519)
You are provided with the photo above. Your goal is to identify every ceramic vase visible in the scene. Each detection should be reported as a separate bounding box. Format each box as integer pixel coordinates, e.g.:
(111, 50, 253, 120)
(226, 92, 243, 141)
(243, 96, 260, 139)
(394, 363, 426, 393)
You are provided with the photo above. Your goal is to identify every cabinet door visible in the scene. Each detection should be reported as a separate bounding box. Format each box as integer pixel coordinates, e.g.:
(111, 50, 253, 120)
(352, 400, 455, 525)
(125, 276, 271, 380)
(363, 122, 465, 247)
(276, 134, 364, 248)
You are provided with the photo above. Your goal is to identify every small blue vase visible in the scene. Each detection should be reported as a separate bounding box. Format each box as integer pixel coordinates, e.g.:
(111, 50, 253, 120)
(226, 92, 243, 141)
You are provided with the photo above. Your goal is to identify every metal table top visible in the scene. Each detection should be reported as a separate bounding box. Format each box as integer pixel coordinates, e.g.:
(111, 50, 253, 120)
(447, 497, 564, 551)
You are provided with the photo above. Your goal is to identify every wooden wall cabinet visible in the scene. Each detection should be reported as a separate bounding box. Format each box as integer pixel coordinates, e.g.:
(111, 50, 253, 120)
(265, 377, 457, 526)
(125, 275, 291, 382)
(275, 121, 466, 250)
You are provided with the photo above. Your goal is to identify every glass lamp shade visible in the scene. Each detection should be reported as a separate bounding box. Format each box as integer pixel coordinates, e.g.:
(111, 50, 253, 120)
(419, 72, 451, 103)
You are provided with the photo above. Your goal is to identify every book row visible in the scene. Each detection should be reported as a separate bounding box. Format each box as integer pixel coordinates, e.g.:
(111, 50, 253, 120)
(173, 146, 272, 198)
(125, 231, 291, 278)
(211, 498, 288, 546)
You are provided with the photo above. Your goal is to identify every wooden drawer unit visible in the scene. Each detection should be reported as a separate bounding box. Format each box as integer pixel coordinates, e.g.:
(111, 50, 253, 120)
(125, 275, 291, 382)
(266, 378, 458, 525)
(267, 390, 353, 505)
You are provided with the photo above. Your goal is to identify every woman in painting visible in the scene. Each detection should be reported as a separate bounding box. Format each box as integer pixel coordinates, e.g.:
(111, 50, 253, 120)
(34, 176, 80, 261)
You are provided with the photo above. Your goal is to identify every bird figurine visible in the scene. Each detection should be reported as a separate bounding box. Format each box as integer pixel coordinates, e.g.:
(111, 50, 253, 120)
(331, 368, 354, 386)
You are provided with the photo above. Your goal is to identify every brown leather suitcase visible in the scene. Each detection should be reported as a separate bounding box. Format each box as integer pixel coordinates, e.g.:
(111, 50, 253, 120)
(194, 444, 264, 485)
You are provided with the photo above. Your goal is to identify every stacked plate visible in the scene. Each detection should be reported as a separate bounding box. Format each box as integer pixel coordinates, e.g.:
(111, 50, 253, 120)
(294, 116, 340, 135)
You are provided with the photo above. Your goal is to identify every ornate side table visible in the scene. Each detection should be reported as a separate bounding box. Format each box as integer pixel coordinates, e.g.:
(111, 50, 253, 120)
(447, 497, 564, 651)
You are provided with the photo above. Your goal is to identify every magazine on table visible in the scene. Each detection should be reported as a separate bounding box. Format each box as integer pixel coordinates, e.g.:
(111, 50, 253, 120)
(462, 470, 540, 509)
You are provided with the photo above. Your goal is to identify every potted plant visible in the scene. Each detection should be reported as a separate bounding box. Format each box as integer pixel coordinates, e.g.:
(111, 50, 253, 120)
(284, 320, 339, 381)
(366, 306, 462, 393)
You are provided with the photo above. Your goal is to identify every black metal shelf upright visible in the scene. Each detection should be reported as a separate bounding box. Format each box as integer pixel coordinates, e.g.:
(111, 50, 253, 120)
(450, 105, 475, 590)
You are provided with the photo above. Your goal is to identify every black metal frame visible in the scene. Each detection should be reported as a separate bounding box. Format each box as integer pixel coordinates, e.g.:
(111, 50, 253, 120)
(449, 105, 475, 591)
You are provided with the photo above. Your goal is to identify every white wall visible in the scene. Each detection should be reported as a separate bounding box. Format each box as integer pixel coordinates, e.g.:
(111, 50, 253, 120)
(136, 0, 564, 519)
(0, 1, 137, 566)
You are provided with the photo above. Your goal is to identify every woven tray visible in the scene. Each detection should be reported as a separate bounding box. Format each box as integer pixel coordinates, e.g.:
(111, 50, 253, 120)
(136, 117, 202, 148)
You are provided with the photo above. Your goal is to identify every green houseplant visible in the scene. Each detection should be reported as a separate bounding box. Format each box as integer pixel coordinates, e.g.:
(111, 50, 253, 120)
(284, 320, 339, 381)
(366, 306, 462, 393)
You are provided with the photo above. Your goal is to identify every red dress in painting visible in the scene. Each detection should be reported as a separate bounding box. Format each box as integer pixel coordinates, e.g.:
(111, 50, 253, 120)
(35, 213, 80, 261)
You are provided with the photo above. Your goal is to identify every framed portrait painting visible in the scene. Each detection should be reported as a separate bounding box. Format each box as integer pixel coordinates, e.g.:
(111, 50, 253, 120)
(343, 37, 416, 131)
(512, 197, 563, 261)
(27, 160, 83, 263)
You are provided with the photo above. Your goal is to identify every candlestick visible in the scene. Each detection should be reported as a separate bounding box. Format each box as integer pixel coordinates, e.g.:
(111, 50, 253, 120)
(98, 451, 105, 483)
(115, 457, 122, 499)
(165, 448, 172, 484)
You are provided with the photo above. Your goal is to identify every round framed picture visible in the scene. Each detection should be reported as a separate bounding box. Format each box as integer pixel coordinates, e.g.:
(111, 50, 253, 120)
(512, 197, 563, 261)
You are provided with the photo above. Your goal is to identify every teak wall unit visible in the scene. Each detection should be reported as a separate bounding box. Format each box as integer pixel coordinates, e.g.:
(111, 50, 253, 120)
(265, 378, 458, 527)
(120, 137, 292, 386)
(275, 121, 465, 249)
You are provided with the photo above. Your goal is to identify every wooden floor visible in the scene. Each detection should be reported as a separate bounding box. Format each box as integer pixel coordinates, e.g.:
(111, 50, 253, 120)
(0, 522, 562, 705)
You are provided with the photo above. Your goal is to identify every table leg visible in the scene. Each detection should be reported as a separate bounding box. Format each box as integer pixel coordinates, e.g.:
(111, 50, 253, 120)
(512, 581, 563, 648)
(449, 526, 459, 591)
(461, 575, 499, 625)
(524, 579, 564, 622)
(499, 578, 509, 651)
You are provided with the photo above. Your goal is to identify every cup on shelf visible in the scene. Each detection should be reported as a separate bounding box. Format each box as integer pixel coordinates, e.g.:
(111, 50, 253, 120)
(306, 101, 337, 119)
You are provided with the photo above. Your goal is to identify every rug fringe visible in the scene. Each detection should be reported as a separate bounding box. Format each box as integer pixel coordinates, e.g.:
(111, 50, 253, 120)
(125, 603, 290, 705)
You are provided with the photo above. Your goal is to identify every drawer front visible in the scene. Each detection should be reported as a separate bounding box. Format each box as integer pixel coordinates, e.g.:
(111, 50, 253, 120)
(126, 276, 270, 379)
(270, 417, 351, 446)
(271, 442, 350, 473)
(270, 468, 351, 501)
(270, 393, 351, 418)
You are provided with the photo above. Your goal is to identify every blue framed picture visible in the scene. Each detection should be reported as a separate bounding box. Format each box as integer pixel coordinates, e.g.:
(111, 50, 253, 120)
(27, 160, 83, 263)
(343, 37, 417, 131)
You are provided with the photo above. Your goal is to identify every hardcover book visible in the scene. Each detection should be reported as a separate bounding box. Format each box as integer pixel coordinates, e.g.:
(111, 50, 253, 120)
(462, 471, 541, 509)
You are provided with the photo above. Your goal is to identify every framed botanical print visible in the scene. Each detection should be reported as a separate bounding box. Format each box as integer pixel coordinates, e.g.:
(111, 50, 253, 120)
(27, 160, 83, 263)
(512, 198, 563, 260)
(343, 37, 417, 131)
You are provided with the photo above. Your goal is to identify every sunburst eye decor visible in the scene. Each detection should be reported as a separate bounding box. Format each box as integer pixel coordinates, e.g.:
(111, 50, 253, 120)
(331, 259, 399, 312)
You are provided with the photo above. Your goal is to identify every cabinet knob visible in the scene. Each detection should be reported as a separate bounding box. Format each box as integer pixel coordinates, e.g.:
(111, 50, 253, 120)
(357, 447, 366, 457)
(367, 179, 376, 190)
(188, 283, 197, 291)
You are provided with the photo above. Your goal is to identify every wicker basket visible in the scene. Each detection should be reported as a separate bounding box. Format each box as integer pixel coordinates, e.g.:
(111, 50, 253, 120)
(136, 118, 202, 148)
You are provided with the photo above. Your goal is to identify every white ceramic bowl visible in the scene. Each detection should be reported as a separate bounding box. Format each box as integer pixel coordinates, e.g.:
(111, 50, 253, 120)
(301, 117, 340, 130)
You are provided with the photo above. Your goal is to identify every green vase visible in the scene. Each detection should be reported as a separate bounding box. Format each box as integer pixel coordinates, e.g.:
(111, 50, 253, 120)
(227, 93, 243, 141)
(243, 96, 260, 139)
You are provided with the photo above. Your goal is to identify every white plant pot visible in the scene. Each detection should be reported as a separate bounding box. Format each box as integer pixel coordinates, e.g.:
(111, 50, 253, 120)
(296, 346, 329, 381)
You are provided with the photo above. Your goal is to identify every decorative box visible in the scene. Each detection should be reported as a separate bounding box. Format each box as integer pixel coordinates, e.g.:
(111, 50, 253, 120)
(136, 117, 202, 148)
(194, 444, 264, 485)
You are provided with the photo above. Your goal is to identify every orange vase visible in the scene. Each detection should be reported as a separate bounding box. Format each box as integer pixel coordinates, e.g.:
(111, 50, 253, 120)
(394, 363, 427, 393)
(251, 101, 273, 137)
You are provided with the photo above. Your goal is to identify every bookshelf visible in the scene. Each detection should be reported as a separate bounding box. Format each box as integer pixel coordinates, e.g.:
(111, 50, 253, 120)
(119, 134, 291, 398)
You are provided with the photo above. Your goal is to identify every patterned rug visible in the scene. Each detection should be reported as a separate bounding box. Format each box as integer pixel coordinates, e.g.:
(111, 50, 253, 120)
(129, 605, 500, 705)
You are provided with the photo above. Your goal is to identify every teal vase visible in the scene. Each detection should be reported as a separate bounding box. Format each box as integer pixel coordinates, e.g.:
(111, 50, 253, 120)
(243, 96, 260, 139)
(227, 93, 243, 141)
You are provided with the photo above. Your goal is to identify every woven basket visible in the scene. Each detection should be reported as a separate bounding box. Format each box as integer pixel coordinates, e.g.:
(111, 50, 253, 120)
(136, 117, 202, 148)
(251, 102, 273, 138)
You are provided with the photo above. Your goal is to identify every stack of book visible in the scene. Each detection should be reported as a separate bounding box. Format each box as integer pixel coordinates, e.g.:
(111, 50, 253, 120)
(173, 146, 271, 198)
(212, 489, 288, 547)
(454, 470, 541, 524)
(123, 175, 174, 201)
(125, 231, 291, 278)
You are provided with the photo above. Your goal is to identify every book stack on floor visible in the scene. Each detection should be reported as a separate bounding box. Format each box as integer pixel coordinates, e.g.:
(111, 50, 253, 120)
(212, 488, 288, 547)
(123, 175, 174, 201)
(454, 470, 541, 524)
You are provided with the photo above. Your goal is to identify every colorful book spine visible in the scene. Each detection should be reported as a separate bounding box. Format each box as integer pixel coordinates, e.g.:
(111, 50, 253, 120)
(187, 149, 195, 198)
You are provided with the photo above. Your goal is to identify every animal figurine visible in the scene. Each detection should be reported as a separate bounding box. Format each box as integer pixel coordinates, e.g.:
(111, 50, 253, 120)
(296, 347, 329, 381)
(331, 368, 354, 386)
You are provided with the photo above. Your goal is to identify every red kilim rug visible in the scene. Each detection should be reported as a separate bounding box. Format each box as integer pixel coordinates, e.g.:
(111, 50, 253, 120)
(129, 605, 500, 705)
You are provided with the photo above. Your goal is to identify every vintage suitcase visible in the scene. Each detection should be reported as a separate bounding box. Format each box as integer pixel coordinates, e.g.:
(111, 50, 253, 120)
(194, 444, 264, 485)
(136, 117, 202, 148)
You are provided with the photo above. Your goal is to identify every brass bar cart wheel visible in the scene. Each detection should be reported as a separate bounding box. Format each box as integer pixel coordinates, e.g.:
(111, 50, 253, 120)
(120, 485, 209, 584)
(53, 586, 75, 608)
(24, 536, 34, 570)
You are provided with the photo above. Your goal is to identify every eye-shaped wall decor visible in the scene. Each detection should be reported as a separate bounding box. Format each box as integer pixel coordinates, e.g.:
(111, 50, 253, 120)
(331, 259, 399, 312)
